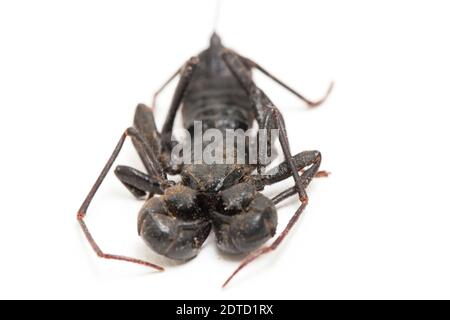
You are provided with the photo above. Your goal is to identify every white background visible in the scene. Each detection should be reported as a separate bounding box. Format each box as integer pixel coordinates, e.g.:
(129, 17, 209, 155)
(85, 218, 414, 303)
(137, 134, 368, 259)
(1, 0, 449, 299)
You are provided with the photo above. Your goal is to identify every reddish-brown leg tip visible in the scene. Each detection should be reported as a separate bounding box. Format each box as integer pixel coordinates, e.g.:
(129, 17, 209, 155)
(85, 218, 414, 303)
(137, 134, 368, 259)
(308, 81, 334, 108)
(316, 170, 331, 178)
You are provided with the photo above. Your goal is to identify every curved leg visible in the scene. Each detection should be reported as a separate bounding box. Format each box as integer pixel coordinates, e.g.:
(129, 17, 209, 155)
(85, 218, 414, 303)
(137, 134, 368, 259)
(77, 127, 168, 271)
(222, 203, 307, 287)
(151, 66, 181, 110)
(221, 50, 328, 287)
(223, 50, 309, 199)
(159, 57, 199, 173)
(238, 54, 333, 108)
(222, 150, 323, 287)
(161, 57, 199, 149)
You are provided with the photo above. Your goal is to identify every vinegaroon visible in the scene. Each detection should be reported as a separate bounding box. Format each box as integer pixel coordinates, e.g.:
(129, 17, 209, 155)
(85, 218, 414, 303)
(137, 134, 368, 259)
(77, 33, 332, 287)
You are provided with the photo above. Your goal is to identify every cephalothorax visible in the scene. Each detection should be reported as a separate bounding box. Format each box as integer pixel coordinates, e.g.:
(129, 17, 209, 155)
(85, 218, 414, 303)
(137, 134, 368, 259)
(77, 33, 332, 287)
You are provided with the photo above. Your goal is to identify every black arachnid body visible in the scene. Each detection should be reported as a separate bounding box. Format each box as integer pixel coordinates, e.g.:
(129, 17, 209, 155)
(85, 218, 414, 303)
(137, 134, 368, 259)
(77, 33, 332, 287)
